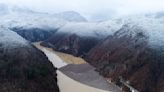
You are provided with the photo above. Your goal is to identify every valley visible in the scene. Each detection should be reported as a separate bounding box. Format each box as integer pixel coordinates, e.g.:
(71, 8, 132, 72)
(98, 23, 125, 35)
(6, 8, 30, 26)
(0, 2, 164, 92)
(33, 42, 122, 92)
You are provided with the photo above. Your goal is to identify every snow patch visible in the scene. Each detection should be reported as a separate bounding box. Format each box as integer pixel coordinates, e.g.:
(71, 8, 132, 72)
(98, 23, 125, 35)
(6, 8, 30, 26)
(116, 15, 164, 47)
(0, 26, 29, 48)
(54, 11, 87, 22)
(57, 20, 123, 38)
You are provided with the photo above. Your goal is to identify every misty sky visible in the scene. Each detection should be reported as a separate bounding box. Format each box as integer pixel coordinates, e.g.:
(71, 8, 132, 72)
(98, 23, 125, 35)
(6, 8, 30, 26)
(0, 0, 164, 21)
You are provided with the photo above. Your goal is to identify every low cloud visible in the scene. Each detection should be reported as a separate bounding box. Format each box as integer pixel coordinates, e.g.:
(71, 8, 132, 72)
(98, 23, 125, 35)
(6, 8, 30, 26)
(0, 0, 164, 21)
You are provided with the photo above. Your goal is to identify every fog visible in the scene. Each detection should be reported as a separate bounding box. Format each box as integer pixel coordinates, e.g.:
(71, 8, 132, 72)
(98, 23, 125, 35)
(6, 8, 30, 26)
(0, 0, 164, 21)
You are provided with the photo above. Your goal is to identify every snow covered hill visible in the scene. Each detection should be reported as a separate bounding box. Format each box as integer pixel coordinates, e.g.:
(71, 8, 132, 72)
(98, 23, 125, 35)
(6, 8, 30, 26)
(41, 20, 124, 56)
(54, 11, 87, 22)
(112, 14, 164, 48)
(0, 26, 59, 92)
(0, 5, 66, 30)
(1, 3, 164, 54)
(0, 4, 90, 42)
(0, 26, 29, 48)
(0, 4, 87, 29)
(41, 13, 164, 56)
(0, 4, 66, 41)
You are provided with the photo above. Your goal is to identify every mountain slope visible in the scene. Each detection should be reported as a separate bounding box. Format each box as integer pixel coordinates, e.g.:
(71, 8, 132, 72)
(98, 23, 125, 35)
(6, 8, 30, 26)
(0, 5, 88, 42)
(41, 21, 122, 56)
(0, 27, 59, 92)
(85, 23, 164, 92)
(0, 5, 66, 42)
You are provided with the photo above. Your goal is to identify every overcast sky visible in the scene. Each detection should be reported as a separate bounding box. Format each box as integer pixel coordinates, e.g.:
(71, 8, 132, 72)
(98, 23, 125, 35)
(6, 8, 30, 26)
(0, 0, 164, 21)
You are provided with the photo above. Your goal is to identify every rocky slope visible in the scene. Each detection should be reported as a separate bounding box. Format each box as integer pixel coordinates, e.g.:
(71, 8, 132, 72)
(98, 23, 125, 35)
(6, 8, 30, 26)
(0, 27, 59, 92)
(85, 23, 164, 92)
(41, 21, 122, 56)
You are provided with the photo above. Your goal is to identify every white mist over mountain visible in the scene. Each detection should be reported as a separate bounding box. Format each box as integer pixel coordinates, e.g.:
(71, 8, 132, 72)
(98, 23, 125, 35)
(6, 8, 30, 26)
(0, 0, 164, 21)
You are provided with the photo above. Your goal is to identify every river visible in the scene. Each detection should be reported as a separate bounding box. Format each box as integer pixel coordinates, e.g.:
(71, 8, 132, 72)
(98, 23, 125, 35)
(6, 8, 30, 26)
(33, 42, 117, 92)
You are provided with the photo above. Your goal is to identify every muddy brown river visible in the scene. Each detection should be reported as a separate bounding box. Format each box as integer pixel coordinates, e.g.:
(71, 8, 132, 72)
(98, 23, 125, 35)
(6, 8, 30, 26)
(33, 42, 119, 92)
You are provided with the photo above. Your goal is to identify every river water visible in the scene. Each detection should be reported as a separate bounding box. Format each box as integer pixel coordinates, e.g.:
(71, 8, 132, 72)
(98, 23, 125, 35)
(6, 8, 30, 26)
(33, 43, 112, 92)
